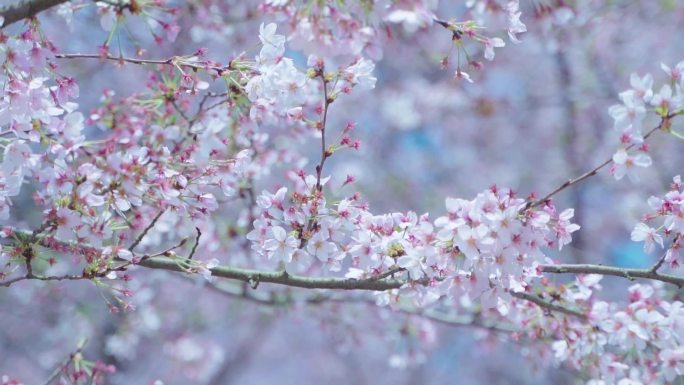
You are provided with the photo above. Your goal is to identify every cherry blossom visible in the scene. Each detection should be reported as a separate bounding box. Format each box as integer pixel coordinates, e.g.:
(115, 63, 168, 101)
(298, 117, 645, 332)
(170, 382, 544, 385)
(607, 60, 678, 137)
(611, 149, 652, 182)
(1, 2, 684, 384)
(631, 223, 664, 253)
(263, 226, 298, 262)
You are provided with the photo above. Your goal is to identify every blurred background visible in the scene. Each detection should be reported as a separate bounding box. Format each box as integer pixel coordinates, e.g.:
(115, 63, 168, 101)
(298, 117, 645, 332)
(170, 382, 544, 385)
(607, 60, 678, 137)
(2, 0, 684, 384)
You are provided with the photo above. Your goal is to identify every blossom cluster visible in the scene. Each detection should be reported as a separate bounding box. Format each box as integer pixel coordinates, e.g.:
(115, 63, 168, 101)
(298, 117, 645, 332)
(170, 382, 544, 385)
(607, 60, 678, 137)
(260, 0, 439, 58)
(248, 181, 580, 309)
(546, 282, 684, 384)
(0, 27, 83, 220)
(2, 2, 684, 384)
(631, 175, 683, 265)
(608, 61, 684, 182)
(0, 25, 253, 286)
(260, 0, 525, 70)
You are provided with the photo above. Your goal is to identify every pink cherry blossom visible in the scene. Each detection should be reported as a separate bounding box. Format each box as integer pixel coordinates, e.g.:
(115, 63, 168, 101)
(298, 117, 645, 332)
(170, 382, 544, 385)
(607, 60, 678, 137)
(631, 223, 664, 253)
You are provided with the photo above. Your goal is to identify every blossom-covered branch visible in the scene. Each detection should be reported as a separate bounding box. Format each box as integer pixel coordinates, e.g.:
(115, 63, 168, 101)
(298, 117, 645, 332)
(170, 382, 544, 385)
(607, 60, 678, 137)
(2, 2, 684, 383)
(3, 223, 681, 322)
(54, 53, 232, 76)
(526, 114, 676, 210)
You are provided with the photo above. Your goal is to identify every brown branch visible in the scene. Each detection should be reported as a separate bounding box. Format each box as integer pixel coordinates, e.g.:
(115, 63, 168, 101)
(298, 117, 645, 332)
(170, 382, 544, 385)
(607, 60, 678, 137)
(650, 235, 679, 274)
(54, 53, 232, 75)
(314, 73, 331, 192)
(189, 92, 228, 126)
(40, 338, 87, 385)
(128, 209, 164, 251)
(525, 115, 674, 210)
(372, 266, 404, 281)
(511, 291, 587, 319)
(0, 272, 90, 287)
(187, 227, 201, 260)
(169, 98, 192, 123)
(0, 0, 69, 28)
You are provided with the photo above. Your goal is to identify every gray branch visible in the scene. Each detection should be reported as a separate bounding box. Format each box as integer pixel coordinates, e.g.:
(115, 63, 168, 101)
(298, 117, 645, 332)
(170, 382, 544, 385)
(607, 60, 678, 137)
(541, 264, 684, 288)
(139, 256, 405, 291)
(0, 0, 70, 28)
(5, 227, 684, 321)
(204, 280, 519, 333)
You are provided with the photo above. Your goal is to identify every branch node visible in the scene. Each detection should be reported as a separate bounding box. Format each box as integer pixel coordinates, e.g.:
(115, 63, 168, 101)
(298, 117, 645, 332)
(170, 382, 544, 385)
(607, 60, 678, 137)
(248, 275, 260, 290)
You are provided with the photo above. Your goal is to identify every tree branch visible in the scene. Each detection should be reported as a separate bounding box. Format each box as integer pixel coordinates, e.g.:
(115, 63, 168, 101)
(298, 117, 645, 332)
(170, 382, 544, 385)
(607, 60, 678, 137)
(525, 115, 674, 210)
(54, 53, 232, 76)
(650, 234, 679, 274)
(187, 227, 201, 260)
(40, 338, 87, 385)
(3, 227, 682, 320)
(0, 0, 69, 28)
(511, 291, 587, 319)
(139, 256, 405, 291)
(540, 263, 684, 288)
(204, 280, 518, 333)
(0, 272, 91, 287)
(128, 209, 164, 251)
(314, 73, 331, 192)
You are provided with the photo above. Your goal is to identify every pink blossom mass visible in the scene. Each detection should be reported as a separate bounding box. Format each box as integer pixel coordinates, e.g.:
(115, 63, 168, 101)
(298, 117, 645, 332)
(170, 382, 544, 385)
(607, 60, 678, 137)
(1, 1, 684, 384)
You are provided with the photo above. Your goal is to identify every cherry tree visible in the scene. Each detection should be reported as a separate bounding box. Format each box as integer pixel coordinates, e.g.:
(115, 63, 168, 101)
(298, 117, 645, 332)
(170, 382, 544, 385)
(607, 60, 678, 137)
(0, 0, 684, 384)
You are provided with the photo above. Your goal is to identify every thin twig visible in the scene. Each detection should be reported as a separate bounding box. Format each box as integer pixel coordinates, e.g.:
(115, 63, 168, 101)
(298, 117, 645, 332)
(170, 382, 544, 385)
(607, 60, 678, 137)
(650, 235, 679, 273)
(524, 115, 674, 210)
(187, 227, 201, 260)
(314, 73, 330, 192)
(0, 273, 90, 287)
(54, 53, 231, 75)
(40, 339, 88, 385)
(511, 291, 587, 319)
(372, 267, 404, 281)
(170, 98, 191, 123)
(128, 210, 164, 251)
